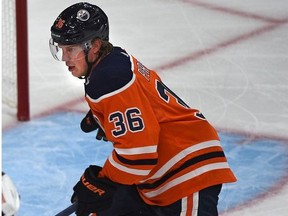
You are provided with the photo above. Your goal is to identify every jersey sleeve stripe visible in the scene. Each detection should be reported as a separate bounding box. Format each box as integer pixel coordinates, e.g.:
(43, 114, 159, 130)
(115, 146, 158, 155)
(138, 151, 225, 189)
(108, 154, 151, 176)
(86, 73, 136, 103)
(140, 140, 222, 182)
(115, 151, 158, 166)
(143, 162, 231, 198)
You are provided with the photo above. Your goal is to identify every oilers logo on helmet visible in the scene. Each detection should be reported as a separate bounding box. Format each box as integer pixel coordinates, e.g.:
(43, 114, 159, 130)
(76, 9, 90, 21)
(50, 2, 109, 45)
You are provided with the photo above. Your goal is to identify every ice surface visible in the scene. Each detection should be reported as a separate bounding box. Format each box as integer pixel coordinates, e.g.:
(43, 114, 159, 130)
(3, 113, 288, 215)
(2, 0, 288, 215)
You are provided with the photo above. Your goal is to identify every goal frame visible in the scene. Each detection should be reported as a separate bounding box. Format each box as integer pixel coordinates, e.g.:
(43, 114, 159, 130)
(16, 0, 30, 121)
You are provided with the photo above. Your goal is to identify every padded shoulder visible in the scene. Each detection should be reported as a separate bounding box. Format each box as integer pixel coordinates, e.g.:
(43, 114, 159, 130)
(85, 47, 133, 100)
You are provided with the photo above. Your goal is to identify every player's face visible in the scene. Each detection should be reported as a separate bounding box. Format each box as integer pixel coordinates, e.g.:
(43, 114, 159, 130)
(49, 39, 101, 77)
(63, 40, 102, 77)
(49, 39, 91, 77)
(62, 46, 89, 77)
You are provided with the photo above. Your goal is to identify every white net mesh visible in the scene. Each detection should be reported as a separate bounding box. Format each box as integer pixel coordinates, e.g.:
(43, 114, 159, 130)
(2, 0, 17, 110)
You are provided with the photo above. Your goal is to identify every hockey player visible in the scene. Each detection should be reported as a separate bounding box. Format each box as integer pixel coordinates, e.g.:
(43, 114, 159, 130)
(49, 2, 237, 216)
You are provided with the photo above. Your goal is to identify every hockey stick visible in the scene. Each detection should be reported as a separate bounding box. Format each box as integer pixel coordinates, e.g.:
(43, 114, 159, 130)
(55, 202, 78, 216)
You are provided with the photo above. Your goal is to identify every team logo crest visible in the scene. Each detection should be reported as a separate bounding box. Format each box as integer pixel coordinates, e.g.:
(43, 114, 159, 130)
(55, 18, 65, 29)
(76, 9, 90, 21)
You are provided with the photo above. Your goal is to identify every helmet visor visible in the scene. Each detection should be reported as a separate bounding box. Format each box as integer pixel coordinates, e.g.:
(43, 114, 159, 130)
(49, 38, 91, 61)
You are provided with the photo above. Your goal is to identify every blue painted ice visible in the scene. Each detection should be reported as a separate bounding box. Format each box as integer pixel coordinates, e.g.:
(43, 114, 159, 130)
(2, 112, 288, 215)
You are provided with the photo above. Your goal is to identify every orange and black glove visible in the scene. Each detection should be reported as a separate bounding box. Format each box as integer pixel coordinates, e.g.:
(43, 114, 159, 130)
(71, 165, 118, 216)
(80, 110, 108, 141)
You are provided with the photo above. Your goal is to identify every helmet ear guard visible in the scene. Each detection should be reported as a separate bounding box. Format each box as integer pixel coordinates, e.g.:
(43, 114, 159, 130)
(49, 38, 60, 60)
(50, 2, 109, 46)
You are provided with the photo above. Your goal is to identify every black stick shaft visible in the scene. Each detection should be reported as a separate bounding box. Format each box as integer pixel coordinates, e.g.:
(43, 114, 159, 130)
(55, 202, 78, 216)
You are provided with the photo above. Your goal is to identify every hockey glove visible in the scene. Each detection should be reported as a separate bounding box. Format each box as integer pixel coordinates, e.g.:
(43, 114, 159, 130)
(71, 165, 118, 216)
(80, 110, 108, 141)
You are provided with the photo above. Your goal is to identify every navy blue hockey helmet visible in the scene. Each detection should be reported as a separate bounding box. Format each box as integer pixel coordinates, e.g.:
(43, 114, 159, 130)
(50, 2, 109, 45)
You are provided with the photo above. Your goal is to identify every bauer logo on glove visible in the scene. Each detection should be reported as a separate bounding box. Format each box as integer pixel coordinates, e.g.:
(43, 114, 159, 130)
(71, 165, 118, 215)
(80, 174, 105, 196)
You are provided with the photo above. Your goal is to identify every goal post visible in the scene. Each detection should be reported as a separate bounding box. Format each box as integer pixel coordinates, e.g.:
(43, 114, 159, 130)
(16, 0, 30, 121)
(2, 0, 30, 121)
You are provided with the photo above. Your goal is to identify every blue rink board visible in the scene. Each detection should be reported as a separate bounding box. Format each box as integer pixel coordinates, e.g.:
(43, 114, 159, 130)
(2, 112, 288, 215)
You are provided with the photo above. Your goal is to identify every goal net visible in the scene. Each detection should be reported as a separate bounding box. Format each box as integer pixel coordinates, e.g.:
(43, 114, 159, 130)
(2, 0, 30, 121)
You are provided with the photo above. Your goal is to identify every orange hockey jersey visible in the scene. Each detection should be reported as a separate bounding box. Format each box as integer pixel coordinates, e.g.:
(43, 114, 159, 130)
(85, 47, 237, 206)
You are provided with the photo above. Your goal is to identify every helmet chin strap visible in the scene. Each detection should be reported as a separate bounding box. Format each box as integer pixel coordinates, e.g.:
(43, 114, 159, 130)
(78, 49, 100, 80)
(78, 41, 113, 80)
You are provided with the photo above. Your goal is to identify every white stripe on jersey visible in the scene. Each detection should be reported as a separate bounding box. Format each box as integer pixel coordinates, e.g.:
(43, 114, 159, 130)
(180, 193, 199, 216)
(108, 154, 151, 176)
(180, 197, 188, 216)
(140, 140, 222, 183)
(192, 192, 199, 216)
(143, 162, 230, 198)
(115, 145, 157, 155)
